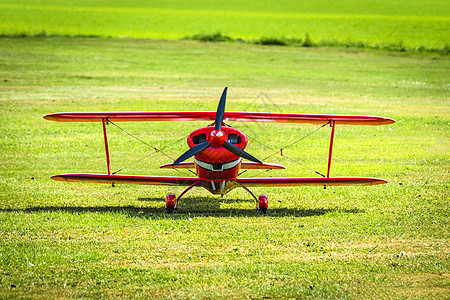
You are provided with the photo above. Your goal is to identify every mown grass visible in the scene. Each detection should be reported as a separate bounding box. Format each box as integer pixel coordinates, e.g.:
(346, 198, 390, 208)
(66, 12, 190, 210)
(0, 37, 449, 298)
(0, 0, 449, 53)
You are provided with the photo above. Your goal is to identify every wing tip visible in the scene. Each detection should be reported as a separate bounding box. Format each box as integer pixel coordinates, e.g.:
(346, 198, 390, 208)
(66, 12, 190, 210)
(382, 118, 395, 125)
(43, 114, 57, 121)
(51, 175, 66, 181)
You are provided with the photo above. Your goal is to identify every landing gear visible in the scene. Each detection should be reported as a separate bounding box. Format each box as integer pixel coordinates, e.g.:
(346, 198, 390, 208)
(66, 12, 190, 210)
(165, 183, 267, 214)
(235, 180, 269, 214)
(257, 194, 269, 214)
(165, 193, 177, 214)
(164, 180, 200, 213)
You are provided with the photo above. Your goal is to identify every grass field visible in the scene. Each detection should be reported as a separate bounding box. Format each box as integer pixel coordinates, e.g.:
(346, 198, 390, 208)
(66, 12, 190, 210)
(1, 0, 449, 52)
(0, 37, 449, 298)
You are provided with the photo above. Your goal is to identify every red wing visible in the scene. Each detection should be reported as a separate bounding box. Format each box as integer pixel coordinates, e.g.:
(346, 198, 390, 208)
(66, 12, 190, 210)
(226, 112, 395, 125)
(44, 112, 394, 125)
(52, 173, 198, 186)
(237, 177, 387, 187)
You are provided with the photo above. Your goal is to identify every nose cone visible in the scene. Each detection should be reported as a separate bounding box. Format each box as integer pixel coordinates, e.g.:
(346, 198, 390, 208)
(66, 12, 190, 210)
(210, 130, 226, 148)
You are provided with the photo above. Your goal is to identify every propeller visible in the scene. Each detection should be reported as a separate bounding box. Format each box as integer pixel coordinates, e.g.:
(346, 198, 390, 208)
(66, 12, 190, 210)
(172, 141, 210, 166)
(172, 87, 262, 166)
(215, 87, 227, 131)
(223, 141, 261, 164)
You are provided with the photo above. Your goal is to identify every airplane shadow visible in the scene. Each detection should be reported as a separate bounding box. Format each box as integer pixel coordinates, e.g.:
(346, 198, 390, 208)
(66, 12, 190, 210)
(138, 197, 250, 203)
(1, 197, 363, 218)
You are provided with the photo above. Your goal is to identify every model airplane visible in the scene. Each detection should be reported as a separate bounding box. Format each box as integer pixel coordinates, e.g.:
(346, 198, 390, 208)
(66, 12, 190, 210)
(44, 87, 394, 213)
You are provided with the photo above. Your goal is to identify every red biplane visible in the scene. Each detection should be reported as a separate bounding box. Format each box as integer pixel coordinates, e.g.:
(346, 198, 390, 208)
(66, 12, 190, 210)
(44, 88, 394, 213)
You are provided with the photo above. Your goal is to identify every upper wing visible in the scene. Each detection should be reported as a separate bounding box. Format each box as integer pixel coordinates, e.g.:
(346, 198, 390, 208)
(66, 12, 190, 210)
(237, 177, 387, 187)
(44, 112, 394, 125)
(52, 173, 198, 186)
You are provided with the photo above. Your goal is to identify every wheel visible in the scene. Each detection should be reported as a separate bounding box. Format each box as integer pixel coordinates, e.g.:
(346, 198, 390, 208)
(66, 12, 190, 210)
(165, 193, 177, 214)
(257, 194, 268, 214)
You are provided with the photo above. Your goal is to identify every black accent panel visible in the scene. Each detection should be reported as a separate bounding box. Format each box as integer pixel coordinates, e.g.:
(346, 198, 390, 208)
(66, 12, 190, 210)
(193, 133, 207, 144)
(212, 163, 223, 171)
(228, 134, 242, 144)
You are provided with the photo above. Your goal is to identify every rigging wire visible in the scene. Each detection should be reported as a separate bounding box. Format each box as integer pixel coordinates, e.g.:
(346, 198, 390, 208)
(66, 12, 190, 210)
(107, 120, 196, 176)
(107, 119, 329, 178)
(238, 121, 330, 177)
(108, 120, 175, 160)
(262, 121, 330, 161)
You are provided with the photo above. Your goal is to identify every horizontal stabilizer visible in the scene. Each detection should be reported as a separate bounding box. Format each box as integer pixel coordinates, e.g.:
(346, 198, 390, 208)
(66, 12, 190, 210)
(159, 161, 285, 170)
(51, 173, 198, 186)
(44, 112, 394, 125)
(240, 162, 285, 170)
(237, 177, 387, 187)
(160, 162, 196, 169)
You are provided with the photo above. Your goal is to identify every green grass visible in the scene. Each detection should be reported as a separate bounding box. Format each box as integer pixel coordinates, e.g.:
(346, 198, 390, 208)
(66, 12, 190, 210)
(0, 37, 449, 298)
(0, 0, 449, 52)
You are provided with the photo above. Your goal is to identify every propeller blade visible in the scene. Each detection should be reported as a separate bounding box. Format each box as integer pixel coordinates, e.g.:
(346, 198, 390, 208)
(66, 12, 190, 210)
(215, 87, 228, 130)
(223, 141, 262, 164)
(172, 141, 210, 166)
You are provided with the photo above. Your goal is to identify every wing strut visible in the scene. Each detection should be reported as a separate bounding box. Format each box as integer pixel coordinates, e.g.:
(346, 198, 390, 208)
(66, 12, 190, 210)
(102, 118, 111, 175)
(327, 121, 335, 178)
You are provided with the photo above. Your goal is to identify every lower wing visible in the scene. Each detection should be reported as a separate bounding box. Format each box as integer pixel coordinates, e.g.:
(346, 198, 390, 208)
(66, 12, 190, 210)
(237, 177, 387, 187)
(52, 174, 387, 187)
(51, 173, 198, 186)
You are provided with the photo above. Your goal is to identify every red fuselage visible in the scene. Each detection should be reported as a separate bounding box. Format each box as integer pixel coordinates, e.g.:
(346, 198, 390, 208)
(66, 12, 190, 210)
(187, 125, 248, 193)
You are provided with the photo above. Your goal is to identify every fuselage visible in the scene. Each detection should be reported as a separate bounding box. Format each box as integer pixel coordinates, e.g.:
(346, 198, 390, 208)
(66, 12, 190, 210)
(188, 125, 248, 195)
